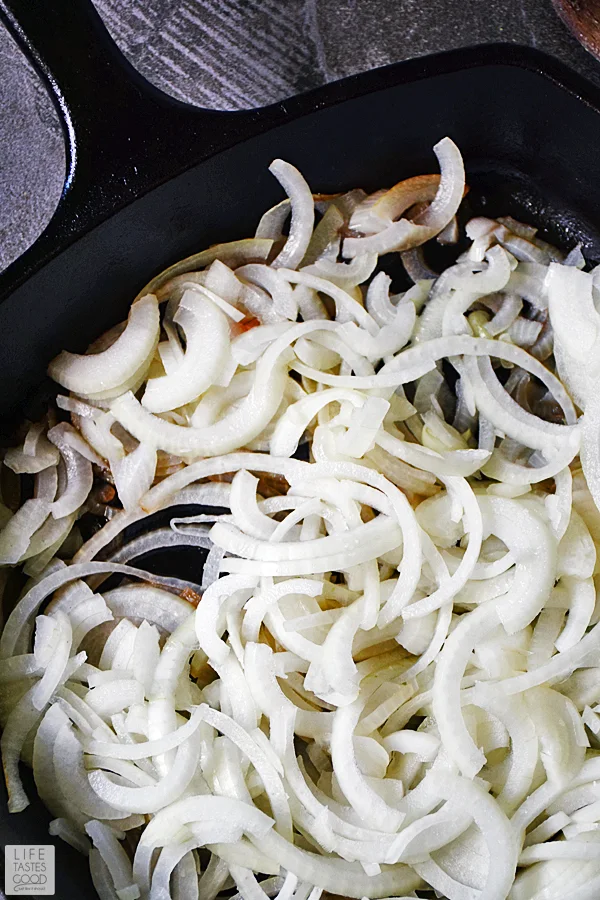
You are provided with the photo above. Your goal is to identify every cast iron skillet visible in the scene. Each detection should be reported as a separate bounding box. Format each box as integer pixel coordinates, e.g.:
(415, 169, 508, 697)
(2, 0, 600, 895)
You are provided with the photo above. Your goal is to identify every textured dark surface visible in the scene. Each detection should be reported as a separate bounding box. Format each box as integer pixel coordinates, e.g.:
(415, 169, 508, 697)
(2, 0, 600, 273)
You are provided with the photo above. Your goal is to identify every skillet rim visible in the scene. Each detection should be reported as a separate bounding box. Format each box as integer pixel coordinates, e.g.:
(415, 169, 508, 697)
(0, 28, 600, 303)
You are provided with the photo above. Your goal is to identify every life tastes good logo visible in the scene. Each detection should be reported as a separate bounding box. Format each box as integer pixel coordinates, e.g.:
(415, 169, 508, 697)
(5, 845, 55, 895)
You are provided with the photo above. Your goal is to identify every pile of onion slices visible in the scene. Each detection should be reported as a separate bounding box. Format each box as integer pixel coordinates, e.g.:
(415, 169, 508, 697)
(2, 139, 600, 900)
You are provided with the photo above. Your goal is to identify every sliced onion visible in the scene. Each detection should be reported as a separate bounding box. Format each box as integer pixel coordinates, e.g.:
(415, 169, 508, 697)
(356, 173, 440, 232)
(377, 429, 488, 478)
(254, 830, 421, 899)
(344, 138, 464, 257)
(86, 704, 206, 760)
(182, 278, 244, 322)
(143, 290, 231, 413)
(302, 253, 378, 289)
(86, 679, 145, 717)
(0, 560, 203, 660)
(49, 294, 159, 397)
(4, 425, 60, 474)
(0, 500, 51, 565)
(48, 424, 94, 518)
(271, 389, 365, 458)
(415, 772, 517, 900)
(89, 730, 201, 813)
(237, 265, 298, 320)
(31, 610, 73, 710)
(5, 143, 600, 900)
(290, 334, 579, 422)
(331, 693, 404, 832)
(112, 358, 288, 458)
(203, 705, 292, 839)
(111, 442, 157, 511)
(547, 263, 600, 409)
(133, 794, 274, 893)
(269, 160, 315, 270)
(276, 270, 378, 334)
(85, 820, 139, 898)
(338, 314, 416, 361)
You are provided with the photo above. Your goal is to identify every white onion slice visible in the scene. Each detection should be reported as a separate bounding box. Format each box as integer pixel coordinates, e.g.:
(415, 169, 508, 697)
(290, 335, 578, 421)
(254, 830, 421, 899)
(143, 290, 230, 412)
(133, 794, 274, 893)
(49, 817, 91, 854)
(0, 560, 201, 660)
(182, 280, 244, 323)
(0, 500, 51, 565)
(344, 138, 464, 258)
(331, 694, 404, 832)
(103, 585, 193, 634)
(277, 269, 378, 334)
(547, 263, 600, 408)
(85, 821, 139, 899)
(271, 389, 365, 458)
(111, 442, 157, 512)
(4, 427, 60, 474)
(49, 294, 159, 397)
(48, 424, 94, 519)
(203, 705, 292, 839)
(404, 476, 482, 618)
(86, 704, 206, 759)
(31, 610, 72, 710)
(433, 599, 502, 777)
(112, 358, 288, 457)
(555, 576, 596, 652)
(268, 160, 315, 270)
(53, 717, 125, 820)
(303, 253, 378, 289)
(86, 679, 145, 717)
(237, 265, 298, 320)
(337, 397, 390, 459)
(378, 429, 489, 478)
(88, 731, 201, 813)
(415, 772, 517, 900)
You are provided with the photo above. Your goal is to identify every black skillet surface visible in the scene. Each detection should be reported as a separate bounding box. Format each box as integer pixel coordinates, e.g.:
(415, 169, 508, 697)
(3, 0, 600, 896)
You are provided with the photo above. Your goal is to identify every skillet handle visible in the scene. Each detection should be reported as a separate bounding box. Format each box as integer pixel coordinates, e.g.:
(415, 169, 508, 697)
(0, 0, 250, 292)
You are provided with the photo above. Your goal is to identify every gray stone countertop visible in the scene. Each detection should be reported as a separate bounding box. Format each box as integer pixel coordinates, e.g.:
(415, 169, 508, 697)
(2, 0, 600, 274)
